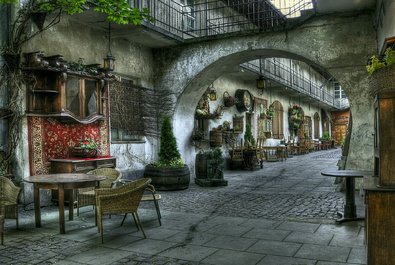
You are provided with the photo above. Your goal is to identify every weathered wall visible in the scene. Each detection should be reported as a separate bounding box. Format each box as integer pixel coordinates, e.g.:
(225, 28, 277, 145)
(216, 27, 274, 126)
(24, 17, 156, 174)
(153, 12, 377, 173)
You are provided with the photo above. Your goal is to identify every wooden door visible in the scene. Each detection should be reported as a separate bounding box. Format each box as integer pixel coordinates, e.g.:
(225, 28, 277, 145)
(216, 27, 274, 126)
(334, 124, 347, 145)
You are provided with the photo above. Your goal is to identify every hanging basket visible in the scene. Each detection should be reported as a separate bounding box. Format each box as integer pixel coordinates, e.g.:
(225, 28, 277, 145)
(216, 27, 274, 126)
(223, 91, 236, 107)
(368, 64, 395, 96)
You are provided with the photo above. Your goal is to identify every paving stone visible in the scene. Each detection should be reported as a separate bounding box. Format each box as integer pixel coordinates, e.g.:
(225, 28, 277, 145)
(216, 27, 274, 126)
(1, 149, 367, 264)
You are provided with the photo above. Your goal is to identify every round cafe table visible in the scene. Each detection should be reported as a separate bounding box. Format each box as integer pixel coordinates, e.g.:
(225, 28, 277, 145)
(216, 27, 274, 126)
(321, 169, 373, 223)
(24, 173, 106, 234)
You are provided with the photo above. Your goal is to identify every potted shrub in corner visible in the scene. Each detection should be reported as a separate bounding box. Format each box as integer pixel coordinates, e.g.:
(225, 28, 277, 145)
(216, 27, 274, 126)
(367, 47, 395, 95)
(195, 148, 227, 187)
(144, 117, 190, 190)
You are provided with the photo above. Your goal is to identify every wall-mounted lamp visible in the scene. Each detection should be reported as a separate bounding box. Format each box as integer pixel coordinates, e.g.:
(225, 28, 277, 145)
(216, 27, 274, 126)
(103, 23, 115, 73)
(208, 84, 217, 101)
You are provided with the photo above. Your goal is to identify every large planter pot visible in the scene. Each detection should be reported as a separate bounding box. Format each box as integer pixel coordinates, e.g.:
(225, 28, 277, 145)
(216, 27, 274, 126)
(144, 164, 190, 191)
(369, 64, 395, 96)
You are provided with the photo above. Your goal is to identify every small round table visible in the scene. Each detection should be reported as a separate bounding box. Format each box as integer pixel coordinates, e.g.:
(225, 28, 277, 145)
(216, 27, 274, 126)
(321, 169, 373, 223)
(24, 173, 106, 234)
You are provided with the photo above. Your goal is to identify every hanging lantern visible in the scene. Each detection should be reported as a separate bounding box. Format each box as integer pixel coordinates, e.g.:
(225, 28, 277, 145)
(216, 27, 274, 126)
(208, 84, 217, 101)
(103, 53, 115, 72)
(256, 76, 265, 90)
(103, 23, 115, 73)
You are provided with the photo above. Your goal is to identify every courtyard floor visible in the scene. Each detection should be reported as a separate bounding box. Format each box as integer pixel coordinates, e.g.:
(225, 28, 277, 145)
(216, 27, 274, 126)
(0, 148, 367, 264)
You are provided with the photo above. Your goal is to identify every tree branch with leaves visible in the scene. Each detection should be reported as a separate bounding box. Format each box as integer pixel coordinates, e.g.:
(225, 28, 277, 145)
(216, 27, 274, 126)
(0, 0, 151, 176)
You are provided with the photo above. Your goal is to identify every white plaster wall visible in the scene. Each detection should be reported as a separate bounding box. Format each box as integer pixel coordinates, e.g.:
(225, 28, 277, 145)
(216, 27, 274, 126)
(376, 0, 395, 52)
(175, 71, 322, 176)
(24, 17, 155, 174)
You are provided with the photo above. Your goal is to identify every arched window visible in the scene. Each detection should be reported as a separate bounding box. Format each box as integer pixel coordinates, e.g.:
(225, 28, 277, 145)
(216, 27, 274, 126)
(271, 100, 284, 139)
(314, 112, 320, 139)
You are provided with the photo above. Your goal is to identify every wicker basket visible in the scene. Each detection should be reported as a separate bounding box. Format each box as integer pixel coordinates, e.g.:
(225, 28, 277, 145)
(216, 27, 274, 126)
(369, 64, 395, 96)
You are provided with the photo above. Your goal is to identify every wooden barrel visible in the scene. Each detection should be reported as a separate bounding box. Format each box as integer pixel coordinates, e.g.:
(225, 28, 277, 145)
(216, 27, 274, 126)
(210, 130, 222, 147)
(144, 164, 190, 191)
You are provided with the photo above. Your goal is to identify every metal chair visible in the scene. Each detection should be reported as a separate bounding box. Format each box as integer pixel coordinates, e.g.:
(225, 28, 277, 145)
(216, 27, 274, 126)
(95, 178, 151, 243)
(0, 176, 21, 229)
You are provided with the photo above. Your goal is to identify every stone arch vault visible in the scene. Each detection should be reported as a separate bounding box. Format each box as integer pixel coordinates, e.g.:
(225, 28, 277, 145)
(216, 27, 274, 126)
(153, 12, 377, 172)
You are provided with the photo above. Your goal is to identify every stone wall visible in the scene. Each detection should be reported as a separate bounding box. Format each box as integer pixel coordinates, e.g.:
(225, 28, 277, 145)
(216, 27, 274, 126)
(154, 12, 377, 172)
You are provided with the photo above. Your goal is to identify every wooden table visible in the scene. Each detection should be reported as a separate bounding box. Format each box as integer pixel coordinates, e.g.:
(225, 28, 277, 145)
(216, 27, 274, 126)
(24, 173, 106, 234)
(321, 169, 373, 223)
(260, 146, 287, 161)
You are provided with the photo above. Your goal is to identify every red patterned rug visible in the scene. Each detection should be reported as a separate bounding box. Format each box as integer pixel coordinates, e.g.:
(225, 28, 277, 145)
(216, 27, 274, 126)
(28, 117, 110, 175)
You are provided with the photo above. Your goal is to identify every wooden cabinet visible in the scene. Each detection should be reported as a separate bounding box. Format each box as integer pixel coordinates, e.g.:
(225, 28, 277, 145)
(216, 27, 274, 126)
(50, 157, 116, 203)
(373, 91, 395, 185)
(24, 57, 105, 124)
(365, 90, 395, 264)
(50, 157, 116, 174)
(364, 178, 395, 265)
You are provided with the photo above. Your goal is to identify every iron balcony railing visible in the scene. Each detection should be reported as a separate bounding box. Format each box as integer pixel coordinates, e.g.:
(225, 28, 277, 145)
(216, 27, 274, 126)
(130, 0, 315, 40)
(241, 59, 342, 109)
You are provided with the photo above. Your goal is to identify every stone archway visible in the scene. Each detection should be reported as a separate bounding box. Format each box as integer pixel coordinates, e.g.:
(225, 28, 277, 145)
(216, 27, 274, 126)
(154, 12, 377, 172)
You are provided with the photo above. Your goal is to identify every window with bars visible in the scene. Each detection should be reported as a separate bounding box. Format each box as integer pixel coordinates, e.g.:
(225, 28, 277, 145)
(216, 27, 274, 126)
(110, 78, 145, 142)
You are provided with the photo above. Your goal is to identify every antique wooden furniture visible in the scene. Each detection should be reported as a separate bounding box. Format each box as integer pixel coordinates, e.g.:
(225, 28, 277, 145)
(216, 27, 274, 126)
(364, 177, 395, 265)
(77, 168, 121, 215)
(95, 178, 151, 243)
(50, 156, 116, 203)
(364, 90, 395, 264)
(50, 157, 116, 174)
(0, 176, 21, 228)
(321, 169, 373, 223)
(24, 173, 106, 234)
(24, 54, 105, 124)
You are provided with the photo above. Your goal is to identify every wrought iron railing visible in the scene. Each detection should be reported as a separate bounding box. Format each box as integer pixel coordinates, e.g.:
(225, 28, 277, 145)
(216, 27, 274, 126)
(131, 0, 315, 39)
(241, 59, 342, 109)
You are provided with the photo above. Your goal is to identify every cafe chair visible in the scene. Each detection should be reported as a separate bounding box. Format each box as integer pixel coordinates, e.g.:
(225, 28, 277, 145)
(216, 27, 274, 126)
(0, 176, 21, 229)
(230, 146, 245, 170)
(95, 178, 151, 243)
(76, 168, 122, 216)
(115, 179, 162, 226)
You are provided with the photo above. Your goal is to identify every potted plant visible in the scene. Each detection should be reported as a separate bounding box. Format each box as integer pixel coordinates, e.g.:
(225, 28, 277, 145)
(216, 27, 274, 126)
(144, 117, 190, 190)
(367, 47, 395, 95)
(244, 124, 256, 148)
(71, 138, 98, 158)
(288, 104, 303, 135)
(195, 148, 227, 187)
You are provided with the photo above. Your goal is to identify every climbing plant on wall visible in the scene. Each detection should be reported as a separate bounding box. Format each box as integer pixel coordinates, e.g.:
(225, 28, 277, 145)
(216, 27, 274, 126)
(288, 104, 303, 136)
(0, 0, 151, 174)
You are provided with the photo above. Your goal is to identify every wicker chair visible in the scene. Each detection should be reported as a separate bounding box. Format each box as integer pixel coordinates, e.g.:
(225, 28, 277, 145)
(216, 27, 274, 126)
(116, 179, 162, 226)
(95, 178, 151, 243)
(0, 176, 21, 229)
(76, 168, 122, 215)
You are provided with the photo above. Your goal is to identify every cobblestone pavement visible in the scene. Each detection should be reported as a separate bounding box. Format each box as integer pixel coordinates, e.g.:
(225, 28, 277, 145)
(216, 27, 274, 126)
(1, 148, 366, 264)
(160, 148, 345, 222)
